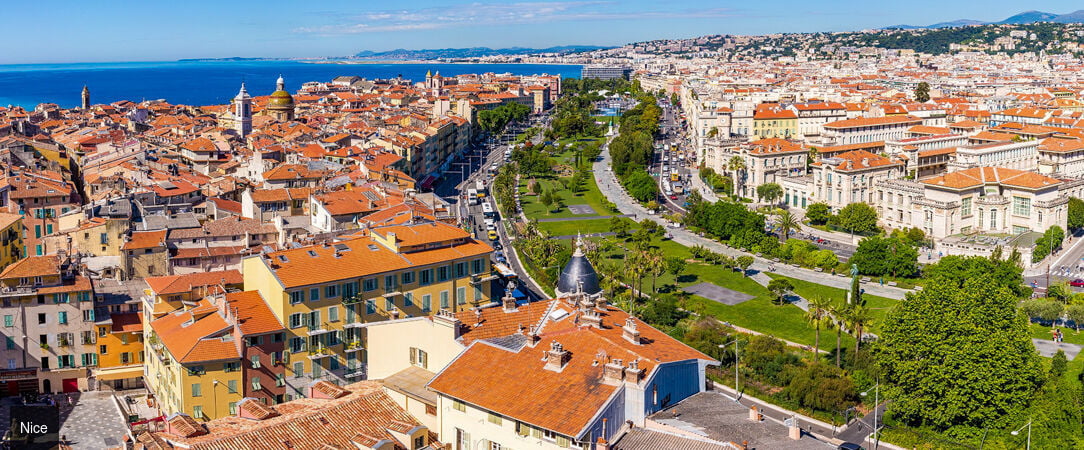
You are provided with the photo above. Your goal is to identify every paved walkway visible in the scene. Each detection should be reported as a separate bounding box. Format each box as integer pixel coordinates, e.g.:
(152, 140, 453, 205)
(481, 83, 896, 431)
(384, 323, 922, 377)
(594, 145, 911, 301)
(0, 390, 130, 449)
(751, 271, 810, 311)
(536, 214, 631, 222)
(1032, 338, 1084, 359)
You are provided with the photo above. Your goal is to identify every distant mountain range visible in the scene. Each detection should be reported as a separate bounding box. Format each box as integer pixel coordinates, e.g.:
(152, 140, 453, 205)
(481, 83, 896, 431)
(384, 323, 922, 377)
(352, 46, 611, 60)
(885, 10, 1084, 29)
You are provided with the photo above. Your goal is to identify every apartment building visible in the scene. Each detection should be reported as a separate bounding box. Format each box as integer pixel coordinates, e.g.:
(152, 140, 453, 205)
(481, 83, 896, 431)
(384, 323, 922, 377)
(752, 105, 798, 139)
(948, 140, 1040, 172)
(820, 116, 923, 146)
(0, 213, 23, 273)
(5, 172, 79, 257)
(0, 255, 96, 394)
(1038, 137, 1084, 177)
(241, 220, 493, 402)
(145, 290, 285, 421)
(93, 312, 144, 390)
(810, 150, 903, 211)
(791, 101, 847, 140)
(738, 138, 808, 199)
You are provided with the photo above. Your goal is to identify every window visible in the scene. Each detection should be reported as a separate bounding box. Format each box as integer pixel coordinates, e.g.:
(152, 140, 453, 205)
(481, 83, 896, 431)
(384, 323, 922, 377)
(3, 315, 11, 327)
(437, 266, 449, 282)
(188, 365, 206, 375)
(252, 377, 262, 391)
(289, 313, 304, 329)
(455, 262, 467, 278)
(309, 310, 321, 329)
(440, 291, 449, 309)
(410, 347, 428, 369)
(325, 284, 339, 298)
(419, 269, 433, 286)
(120, 334, 128, 345)
(385, 275, 396, 290)
(227, 379, 238, 393)
(192, 383, 202, 397)
(422, 295, 432, 313)
(228, 402, 237, 415)
(309, 288, 320, 302)
(193, 406, 203, 419)
(293, 361, 304, 377)
(341, 281, 359, 299)
(328, 306, 339, 322)
(224, 362, 240, 372)
(452, 399, 466, 412)
(363, 278, 378, 292)
(276, 373, 285, 387)
(100, 345, 108, 354)
(404, 293, 414, 308)
(312, 361, 322, 378)
(37, 313, 46, 325)
(487, 412, 502, 425)
(961, 197, 972, 216)
(54, 293, 69, 304)
(385, 298, 395, 312)
(251, 355, 261, 369)
(5, 337, 13, 350)
(289, 291, 304, 304)
(83, 310, 95, 322)
(472, 258, 484, 274)
(366, 300, 376, 315)
(401, 271, 415, 285)
(457, 287, 466, 305)
(289, 337, 306, 353)
(1013, 196, 1031, 216)
(474, 285, 483, 302)
(415, 435, 428, 450)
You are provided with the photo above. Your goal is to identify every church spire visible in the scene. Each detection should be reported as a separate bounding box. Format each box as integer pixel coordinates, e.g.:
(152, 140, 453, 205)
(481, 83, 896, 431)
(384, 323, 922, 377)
(81, 85, 90, 110)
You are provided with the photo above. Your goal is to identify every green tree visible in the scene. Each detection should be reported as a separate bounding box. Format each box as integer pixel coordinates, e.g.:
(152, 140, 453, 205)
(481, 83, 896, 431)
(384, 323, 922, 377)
(923, 252, 1029, 298)
(775, 210, 801, 243)
(1069, 197, 1084, 230)
(914, 81, 931, 102)
(845, 304, 873, 356)
(849, 235, 919, 278)
(876, 274, 1043, 430)
(665, 256, 687, 277)
(1047, 281, 1072, 304)
(767, 278, 794, 305)
(785, 363, 858, 413)
(727, 156, 747, 197)
(756, 183, 783, 205)
(835, 202, 879, 234)
(831, 303, 848, 368)
(735, 255, 754, 275)
(805, 202, 831, 225)
(1067, 304, 1084, 331)
(609, 217, 631, 238)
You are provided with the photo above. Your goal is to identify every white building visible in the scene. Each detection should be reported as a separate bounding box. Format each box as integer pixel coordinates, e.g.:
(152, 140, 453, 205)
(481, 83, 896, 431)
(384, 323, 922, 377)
(948, 140, 1040, 172)
(820, 115, 923, 146)
(810, 150, 904, 211)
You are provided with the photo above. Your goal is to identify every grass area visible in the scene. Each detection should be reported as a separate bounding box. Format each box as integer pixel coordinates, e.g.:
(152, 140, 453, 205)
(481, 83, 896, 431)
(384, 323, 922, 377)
(764, 274, 898, 334)
(1029, 322, 1084, 345)
(518, 147, 615, 220)
(537, 218, 632, 237)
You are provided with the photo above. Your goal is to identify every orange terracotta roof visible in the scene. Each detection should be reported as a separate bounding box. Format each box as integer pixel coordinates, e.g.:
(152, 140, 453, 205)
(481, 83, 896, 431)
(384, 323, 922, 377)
(150, 300, 238, 364)
(0, 256, 60, 280)
(1039, 137, 1084, 153)
(123, 230, 167, 250)
(145, 270, 243, 296)
(111, 313, 143, 333)
(224, 291, 283, 336)
(823, 115, 922, 129)
(921, 167, 1061, 190)
(814, 150, 900, 172)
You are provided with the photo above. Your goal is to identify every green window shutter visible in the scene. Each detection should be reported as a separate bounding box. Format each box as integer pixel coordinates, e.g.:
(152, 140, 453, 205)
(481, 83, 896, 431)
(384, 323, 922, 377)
(557, 436, 570, 448)
(531, 427, 542, 438)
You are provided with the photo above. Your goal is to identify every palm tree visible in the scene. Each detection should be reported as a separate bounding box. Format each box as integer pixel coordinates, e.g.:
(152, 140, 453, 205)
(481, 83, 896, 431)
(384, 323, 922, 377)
(646, 248, 666, 293)
(727, 155, 746, 197)
(831, 303, 850, 368)
(776, 210, 801, 243)
(847, 305, 874, 357)
(805, 296, 832, 357)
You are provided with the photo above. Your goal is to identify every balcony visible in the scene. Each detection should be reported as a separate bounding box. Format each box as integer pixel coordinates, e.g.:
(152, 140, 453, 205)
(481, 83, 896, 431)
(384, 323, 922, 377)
(344, 341, 364, 353)
(308, 347, 332, 360)
(345, 365, 367, 379)
(306, 323, 331, 336)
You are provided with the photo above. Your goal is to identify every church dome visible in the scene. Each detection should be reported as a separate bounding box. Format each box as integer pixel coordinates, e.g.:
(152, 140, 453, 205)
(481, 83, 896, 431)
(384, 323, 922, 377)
(268, 90, 294, 108)
(556, 237, 601, 298)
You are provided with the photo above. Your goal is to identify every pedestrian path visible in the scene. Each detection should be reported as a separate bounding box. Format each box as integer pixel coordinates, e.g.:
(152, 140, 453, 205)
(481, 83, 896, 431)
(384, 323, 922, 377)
(593, 145, 910, 301)
(751, 271, 810, 311)
(536, 214, 631, 222)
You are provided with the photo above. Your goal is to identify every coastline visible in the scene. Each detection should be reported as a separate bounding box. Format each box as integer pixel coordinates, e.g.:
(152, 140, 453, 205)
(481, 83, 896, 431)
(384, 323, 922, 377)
(304, 60, 582, 66)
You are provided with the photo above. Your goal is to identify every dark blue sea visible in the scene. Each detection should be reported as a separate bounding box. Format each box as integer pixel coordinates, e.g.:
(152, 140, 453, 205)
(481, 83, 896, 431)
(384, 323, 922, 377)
(0, 61, 583, 109)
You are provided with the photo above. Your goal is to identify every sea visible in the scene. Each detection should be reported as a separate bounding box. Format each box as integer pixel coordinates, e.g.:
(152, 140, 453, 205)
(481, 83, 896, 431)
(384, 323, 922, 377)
(0, 60, 583, 109)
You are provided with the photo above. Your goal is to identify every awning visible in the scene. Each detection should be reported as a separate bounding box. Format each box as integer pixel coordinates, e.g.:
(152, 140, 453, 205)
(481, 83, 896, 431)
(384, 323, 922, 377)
(94, 366, 144, 381)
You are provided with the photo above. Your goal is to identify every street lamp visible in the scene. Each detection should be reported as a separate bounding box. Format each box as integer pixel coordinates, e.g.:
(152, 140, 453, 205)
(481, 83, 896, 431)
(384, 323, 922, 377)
(1011, 419, 1032, 450)
(212, 379, 219, 419)
(860, 383, 880, 450)
(719, 339, 741, 400)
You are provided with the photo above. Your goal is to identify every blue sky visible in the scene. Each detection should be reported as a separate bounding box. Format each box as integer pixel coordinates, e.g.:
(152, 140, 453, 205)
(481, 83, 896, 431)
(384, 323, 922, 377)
(4, 1, 1084, 64)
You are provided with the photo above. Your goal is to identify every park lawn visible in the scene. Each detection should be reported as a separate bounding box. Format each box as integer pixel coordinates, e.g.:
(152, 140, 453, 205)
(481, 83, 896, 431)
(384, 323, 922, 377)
(519, 168, 615, 220)
(764, 274, 898, 334)
(1029, 322, 1084, 346)
(537, 218, 635, 237)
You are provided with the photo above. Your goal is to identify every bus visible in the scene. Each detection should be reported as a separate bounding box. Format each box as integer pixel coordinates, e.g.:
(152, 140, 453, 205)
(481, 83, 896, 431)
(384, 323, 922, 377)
(466, 189, 479, 205)
(475, 179, 487, 196)
(670, 172, 680, 182)
(481, 202, 495, 218)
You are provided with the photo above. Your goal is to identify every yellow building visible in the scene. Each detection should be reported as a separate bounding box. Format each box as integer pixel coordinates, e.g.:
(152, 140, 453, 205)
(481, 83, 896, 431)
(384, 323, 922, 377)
(753, 105, 798, 139)
(0, 213, 23, 273)
(93, 312, 145, 390)
(241, 219, 493, 399)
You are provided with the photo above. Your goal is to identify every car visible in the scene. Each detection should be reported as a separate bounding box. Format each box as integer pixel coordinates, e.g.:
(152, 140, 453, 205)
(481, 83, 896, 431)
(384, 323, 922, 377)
(494, 251, 505, 260)
(670, 194, 678, 200)
(1071, 279, 1084, 287)
(488, 230, 498, 241)
(492, 242, 503, 251)
(837, 443, 865, 450)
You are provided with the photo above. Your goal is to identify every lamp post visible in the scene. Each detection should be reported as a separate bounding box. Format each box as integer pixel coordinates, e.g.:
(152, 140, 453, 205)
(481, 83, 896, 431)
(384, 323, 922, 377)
(212, 379, 219, 419)
(860, 383, 880, 449)
(719, 339, 741, 400)
(1011, 419, 1032, 450)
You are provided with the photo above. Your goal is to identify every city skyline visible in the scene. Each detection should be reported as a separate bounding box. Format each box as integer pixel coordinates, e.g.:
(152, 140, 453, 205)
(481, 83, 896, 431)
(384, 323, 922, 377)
(4, 0, 1084, 64)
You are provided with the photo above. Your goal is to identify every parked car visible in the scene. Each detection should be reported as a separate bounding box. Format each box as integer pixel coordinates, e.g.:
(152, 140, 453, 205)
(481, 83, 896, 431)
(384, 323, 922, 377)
(1071, 279, 1084, 287)
(488, 230, 498, 241)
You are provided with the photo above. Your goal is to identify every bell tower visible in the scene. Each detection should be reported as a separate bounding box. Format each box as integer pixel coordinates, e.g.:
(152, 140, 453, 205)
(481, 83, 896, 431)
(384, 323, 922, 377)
(81, 85, 90, 110)
(233, 83, 252, 138)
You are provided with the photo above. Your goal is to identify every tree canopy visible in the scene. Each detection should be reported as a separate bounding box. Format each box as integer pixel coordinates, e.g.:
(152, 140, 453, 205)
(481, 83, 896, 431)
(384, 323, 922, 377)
(833, 202, 879, 233)
(849, 235, 919, 278)
(877, 274, 1042, 430)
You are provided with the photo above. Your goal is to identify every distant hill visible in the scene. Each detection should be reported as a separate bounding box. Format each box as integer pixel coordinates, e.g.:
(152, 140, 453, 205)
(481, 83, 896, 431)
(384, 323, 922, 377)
(883, 9, 1084, 29)
(353, 46, 611, 60)
(996, 10, 1059, 24)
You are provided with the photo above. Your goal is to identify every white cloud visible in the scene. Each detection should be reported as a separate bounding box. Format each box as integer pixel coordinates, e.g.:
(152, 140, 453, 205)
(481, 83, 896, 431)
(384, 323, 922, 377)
(294, 2, 739, 35)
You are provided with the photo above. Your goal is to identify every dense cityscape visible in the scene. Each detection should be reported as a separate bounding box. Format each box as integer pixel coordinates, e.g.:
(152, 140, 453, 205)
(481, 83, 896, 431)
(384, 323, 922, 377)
(3, 3, 1084, 450)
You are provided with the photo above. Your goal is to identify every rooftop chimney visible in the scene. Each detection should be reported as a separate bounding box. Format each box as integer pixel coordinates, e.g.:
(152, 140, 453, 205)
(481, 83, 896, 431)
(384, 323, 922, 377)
(502, 289, 517, 313)
(624, 359, 645, 385)
(433, 309, 462, 339)
(543, 340, 570, 372)
(526, 325, 541, 347)
(602, 358, 625, 385)
(581, 308, 603, 329)
(622, 317, 641, 345)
